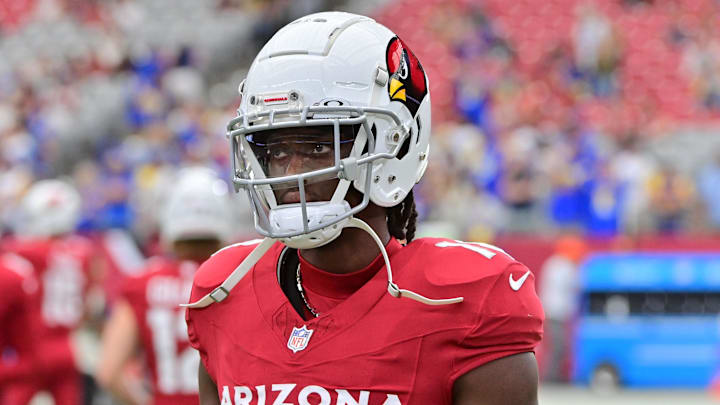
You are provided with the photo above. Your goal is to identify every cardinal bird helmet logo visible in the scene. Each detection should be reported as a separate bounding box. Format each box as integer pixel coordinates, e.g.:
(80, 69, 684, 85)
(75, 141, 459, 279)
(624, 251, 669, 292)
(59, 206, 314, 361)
(385, 36, 427, 117)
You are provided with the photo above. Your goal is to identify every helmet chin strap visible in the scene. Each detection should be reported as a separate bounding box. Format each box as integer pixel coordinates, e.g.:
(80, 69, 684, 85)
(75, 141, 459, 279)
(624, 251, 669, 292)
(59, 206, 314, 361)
(181, 237, 275, 309)
(345, 217, 464, 306)
(183, 217, 463, 309)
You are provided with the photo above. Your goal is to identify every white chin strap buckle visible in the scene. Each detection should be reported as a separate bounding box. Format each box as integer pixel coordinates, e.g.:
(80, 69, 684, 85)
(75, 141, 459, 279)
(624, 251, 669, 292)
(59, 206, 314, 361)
(388, 282, 401, 298)
(346, 218, 464, 306)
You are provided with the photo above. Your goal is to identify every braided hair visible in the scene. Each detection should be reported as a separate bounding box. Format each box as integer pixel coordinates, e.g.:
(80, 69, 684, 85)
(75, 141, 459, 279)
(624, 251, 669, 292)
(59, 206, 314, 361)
(386, 190, 418, 243)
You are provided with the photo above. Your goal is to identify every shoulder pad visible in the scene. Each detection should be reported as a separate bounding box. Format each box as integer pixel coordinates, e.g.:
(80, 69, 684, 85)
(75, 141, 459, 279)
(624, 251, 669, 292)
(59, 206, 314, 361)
(193, 239, 275, 290)
(406, 237, 519, 286)
(4, 238, 50, 271)
(0, 253, 38, 294)
(0, 253, 35, 279)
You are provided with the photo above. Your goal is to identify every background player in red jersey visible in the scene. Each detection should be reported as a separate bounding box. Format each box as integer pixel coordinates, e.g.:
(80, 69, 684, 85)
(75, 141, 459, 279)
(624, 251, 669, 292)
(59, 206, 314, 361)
(0, 252, 40, 405)
(97, 167, 235, 405)
(3, 179, 97, 405)
(185, 11, 544, 405)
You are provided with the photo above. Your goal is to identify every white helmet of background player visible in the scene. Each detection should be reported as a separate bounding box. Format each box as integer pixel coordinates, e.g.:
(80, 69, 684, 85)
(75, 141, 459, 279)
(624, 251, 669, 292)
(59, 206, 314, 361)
(17, 179, 81, 237)
(227, 11, 431, 249)
(160, 167, 234, 245)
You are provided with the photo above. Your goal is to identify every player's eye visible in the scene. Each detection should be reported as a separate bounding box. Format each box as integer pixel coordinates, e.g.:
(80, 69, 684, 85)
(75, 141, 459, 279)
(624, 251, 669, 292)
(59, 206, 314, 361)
(268, 146, 289, 160)
(312, 144, 331, 154)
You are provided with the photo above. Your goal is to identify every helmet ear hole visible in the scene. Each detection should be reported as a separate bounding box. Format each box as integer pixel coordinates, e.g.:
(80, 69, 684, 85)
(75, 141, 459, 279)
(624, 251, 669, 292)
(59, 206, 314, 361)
(396, 133, 411, 160)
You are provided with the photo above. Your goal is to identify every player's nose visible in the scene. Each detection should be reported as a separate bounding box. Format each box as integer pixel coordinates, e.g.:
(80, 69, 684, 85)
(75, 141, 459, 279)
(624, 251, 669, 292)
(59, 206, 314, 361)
(283, 152, 306, 175)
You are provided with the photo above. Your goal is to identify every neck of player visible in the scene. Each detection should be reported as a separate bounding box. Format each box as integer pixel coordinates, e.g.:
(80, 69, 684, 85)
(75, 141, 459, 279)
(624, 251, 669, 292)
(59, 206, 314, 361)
(299, 203, 390, 275)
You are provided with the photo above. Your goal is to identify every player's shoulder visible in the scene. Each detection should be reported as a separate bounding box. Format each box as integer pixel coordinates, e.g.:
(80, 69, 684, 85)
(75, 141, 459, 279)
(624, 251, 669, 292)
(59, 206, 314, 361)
(3, 237, 48, 257)
(403, 237, 519, 285)
(120, 255, 172, 291)
(2, 237, 50, 270)
(129, 256, 171, 281)
(401, 238, 542, 330)
(193, 239, 280, 290)
(0, 253, 38, 295)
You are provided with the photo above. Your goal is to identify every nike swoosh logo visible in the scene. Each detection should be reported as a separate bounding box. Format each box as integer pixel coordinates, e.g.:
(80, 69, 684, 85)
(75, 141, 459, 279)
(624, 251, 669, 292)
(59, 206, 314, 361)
(509, 270, 531, 291)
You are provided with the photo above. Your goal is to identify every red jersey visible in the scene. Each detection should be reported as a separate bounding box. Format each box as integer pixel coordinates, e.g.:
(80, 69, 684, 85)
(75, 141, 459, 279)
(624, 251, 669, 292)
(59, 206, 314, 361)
(186, 238, 544, 405)
(121, 258, 200, 405)
(4, 235, 93, 373)
(0, 253, 40, 386)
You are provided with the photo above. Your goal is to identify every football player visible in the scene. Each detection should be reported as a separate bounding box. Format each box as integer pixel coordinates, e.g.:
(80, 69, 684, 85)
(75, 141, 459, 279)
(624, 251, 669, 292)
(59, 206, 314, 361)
(3, 179, 96, 405)
(0, 252, 40, 405)
(96, 167, 235, 405)
(185, 12, 544, 405)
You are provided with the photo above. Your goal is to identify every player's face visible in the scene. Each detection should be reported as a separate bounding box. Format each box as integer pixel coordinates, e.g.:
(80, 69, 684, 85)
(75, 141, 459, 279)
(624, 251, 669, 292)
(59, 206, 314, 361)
(246, 126, 355, 204)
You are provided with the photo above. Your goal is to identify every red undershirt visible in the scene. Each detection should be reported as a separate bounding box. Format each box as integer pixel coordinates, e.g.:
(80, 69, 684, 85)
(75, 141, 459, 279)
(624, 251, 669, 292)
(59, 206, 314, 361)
(297, 238, 402, 317)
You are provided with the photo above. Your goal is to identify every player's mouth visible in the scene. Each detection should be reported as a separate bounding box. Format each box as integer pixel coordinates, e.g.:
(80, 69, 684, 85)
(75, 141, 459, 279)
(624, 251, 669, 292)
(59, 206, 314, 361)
(278, 189, 323, 204)
(276, 180, 337, 205)
(281, 190, 302, 204)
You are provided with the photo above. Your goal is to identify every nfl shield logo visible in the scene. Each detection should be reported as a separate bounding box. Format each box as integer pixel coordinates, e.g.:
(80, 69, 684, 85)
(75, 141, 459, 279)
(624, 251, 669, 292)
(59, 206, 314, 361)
(287, 325, 314, 353)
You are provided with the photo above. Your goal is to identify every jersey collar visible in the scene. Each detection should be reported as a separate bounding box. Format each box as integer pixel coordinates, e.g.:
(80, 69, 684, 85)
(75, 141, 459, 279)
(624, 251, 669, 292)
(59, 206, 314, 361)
(297, 238, 402, 299)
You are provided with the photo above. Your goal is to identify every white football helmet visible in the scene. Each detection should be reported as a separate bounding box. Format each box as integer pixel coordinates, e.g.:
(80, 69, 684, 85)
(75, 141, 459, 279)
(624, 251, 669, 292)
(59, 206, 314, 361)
(160, 167, 234, 245)
(17, 179, 81, 237)
(186, 12, 463, 310)
(227, 11, 431, 249)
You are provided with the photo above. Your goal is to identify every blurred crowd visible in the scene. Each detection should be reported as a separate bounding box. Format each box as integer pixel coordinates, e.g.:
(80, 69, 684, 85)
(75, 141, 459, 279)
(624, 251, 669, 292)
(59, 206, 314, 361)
(0, 0, 344, 246)
(378, 0, 720, 241)
(1, 0, 720, 248)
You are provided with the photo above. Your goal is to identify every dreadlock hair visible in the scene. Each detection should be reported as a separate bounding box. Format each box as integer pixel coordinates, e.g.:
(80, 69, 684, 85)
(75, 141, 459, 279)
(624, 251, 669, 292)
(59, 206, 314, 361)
(386, 190, 418, 243)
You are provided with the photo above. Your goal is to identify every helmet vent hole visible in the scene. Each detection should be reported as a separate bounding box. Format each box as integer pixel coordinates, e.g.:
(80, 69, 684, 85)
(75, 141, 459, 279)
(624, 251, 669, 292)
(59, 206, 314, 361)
(415, 116, 422, 144)
(313, 18, 327, 22)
